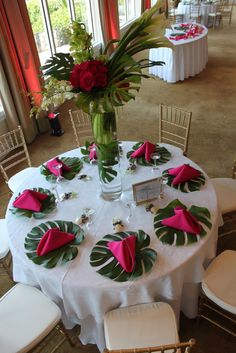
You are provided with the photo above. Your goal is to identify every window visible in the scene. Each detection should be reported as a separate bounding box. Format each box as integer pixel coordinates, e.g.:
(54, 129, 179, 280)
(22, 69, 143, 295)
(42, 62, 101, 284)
(118, 0, 141, 27)
(26, 0, 102, 66)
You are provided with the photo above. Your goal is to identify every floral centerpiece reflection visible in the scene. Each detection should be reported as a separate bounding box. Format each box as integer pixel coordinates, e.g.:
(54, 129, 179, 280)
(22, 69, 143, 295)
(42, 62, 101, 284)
(32, 0, 172, 200)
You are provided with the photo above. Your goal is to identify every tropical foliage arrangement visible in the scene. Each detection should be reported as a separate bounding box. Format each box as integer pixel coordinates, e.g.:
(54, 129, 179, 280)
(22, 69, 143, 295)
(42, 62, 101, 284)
(162, 168, 205, 193)
(127, 142, 171, 166)
(25, 220, 84, 268)
(31, 0, 172, 116)
(10, 188, 56, 219)
(90, 229, 157, 282)
(154, 199, 212, 246)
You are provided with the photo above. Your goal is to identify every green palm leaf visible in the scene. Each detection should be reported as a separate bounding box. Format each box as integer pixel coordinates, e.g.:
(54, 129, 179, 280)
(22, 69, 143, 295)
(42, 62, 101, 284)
(162, 168, 205, 193)
(40, 157, 82, 182)
(127, 142, 171, 166)
(154, 199, 212, 246)
(90, 230, 157, 282)
(25, 220, 85, 268)
(41, 53, 74, 80)
(10, 188, 56, 219)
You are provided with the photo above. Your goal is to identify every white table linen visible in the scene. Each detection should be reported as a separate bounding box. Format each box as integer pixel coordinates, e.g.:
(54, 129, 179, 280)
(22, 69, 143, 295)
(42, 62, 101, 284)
(177, 3, 218, 26)
(149, 24, 208, 83)
(6, 142, 222, 351)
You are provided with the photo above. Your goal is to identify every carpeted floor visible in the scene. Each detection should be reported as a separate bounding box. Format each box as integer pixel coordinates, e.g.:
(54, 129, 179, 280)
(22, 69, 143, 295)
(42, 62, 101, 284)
(1, 11, 236, 353)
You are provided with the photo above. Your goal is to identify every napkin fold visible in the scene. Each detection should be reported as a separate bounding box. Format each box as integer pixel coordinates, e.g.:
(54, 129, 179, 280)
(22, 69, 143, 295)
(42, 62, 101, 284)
(130, 141, 155, 162)
(13, 189, 48, 212)
(168, 164, 201, 185)
(108, 235, 136, 273)
(88, 143, 97, 160)
(161, 206, 201, 234)
(36, 227, 75, 256)
(46, 158, 71, 176)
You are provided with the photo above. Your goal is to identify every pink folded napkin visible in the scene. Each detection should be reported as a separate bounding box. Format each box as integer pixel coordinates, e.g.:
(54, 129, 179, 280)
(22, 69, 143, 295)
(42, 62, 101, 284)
(13, 189, 48, 212)
(161, 206, 201, 235)
(36, 227, 75, 256)
(130, 141, 155, 162)
(168, 164, 201, 185)
(88, 143, 97, 160)
(46, 158, 71, 176)
(108, 235, 136, 273)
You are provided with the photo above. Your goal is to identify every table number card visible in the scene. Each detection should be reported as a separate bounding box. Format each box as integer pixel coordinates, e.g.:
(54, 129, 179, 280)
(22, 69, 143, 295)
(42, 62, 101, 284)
(132, 177, 161, 205)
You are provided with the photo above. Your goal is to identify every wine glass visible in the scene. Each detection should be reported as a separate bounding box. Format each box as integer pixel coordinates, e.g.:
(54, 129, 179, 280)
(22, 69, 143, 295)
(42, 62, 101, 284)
(120, 191, 136, 223)
(159, 176, 168, 199)
(52, 163, 63, 202)
(150, 152, 160, 172)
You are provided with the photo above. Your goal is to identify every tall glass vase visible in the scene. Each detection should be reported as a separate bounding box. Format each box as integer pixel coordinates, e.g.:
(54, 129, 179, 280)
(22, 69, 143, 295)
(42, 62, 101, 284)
(91, 109, 122, 201)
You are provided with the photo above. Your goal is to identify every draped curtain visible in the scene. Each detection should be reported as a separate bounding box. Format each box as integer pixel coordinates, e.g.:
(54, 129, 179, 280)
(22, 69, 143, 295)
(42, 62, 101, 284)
(0, 0, 48, 142)
(98, 0, 120, 53)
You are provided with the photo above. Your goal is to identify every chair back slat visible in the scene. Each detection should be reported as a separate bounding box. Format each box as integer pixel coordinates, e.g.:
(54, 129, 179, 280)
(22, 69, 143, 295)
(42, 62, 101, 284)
(0, 125, 31, 182)
(69, 109, 94, 147)
(159, 104, 192, 155)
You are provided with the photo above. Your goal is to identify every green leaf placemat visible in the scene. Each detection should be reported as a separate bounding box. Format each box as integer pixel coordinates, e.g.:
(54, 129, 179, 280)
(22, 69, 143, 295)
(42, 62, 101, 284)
(127, 142, 171, 166)
(10, 187, 56, 219)
(154, 199, 212, 246)
(40, 157, 83, 182)
(80, 141, 96, 164)
(90, 229, 157, 282)
(162, 167, 205, 193)
(25, 220, 84, 268)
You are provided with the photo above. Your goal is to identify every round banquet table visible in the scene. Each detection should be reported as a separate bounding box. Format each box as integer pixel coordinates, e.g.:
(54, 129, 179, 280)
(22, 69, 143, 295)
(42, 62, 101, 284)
(6, 142, 222, 351)
(177, 2, 218, 27)
(149, 24, 208, 83)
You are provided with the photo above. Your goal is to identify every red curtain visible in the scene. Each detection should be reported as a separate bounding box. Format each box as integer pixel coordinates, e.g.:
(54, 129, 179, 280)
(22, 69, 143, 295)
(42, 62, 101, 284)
(98, 0, 120, 52)
(0, 0, 42, 106)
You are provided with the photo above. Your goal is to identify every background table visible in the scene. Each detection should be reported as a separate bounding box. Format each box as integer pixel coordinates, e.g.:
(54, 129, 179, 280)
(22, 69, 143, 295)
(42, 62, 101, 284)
(149, 24, 208, 83)
(6, 142, 221, 351)
(177, 2, 218, 26)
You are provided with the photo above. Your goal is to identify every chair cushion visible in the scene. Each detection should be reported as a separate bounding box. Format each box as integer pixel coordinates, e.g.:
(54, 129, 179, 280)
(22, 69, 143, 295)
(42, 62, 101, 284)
(211, 178, 236, 214)
(0, 219, 9, 259)
(0, 283, 61, 353)
(202, 250, 236, 314)
(104, 302, 179, 350)
(8, 167, 37, 193)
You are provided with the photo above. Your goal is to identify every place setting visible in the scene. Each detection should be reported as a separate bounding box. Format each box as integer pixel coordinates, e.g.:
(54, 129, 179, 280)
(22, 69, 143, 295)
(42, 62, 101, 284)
(162, 163, 206, 192)
(126, 141, 171, 168)
(10, 187, 57, 219)
(24, 219, 85, 269)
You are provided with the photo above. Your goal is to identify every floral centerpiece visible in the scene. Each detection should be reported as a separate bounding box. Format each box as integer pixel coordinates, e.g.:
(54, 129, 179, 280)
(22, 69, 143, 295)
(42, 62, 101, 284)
(32, 0, 172, 200)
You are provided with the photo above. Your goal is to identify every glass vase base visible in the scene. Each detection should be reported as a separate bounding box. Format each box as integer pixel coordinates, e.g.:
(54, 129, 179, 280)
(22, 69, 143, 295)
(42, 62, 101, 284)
(100, 189, 122, 201)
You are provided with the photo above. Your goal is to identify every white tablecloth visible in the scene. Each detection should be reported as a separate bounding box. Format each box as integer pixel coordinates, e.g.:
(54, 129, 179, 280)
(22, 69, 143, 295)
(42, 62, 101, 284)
(149, 24, 208, 83)
(177, 3, 218, 26)
(6, 142, 222, 351)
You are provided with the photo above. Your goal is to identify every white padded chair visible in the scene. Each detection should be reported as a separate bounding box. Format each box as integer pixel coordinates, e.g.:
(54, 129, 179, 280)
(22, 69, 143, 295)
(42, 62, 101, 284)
(211, 160, 236, 216)
(0, 218, 12, 278)
(0, 126, 36, 193)
(198, 250, 236, 337)
(0, 283, 75, 353)
(103, 302, 196, 353)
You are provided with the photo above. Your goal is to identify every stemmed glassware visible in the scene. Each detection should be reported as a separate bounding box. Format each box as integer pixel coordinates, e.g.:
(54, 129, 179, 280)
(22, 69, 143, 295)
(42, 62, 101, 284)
(150, 152, 160, 172)
(120, 190, 136, 223)
(52, 163, 63, 202)
(159, 176, 168, 199)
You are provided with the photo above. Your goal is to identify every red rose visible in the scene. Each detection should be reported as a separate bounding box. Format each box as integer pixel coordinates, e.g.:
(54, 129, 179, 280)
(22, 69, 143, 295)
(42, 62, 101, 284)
(94, 73, 107, 88)
(70, 60, 108, 91)
(79, 71, 95, 91)
(70, 64, 82, 88)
